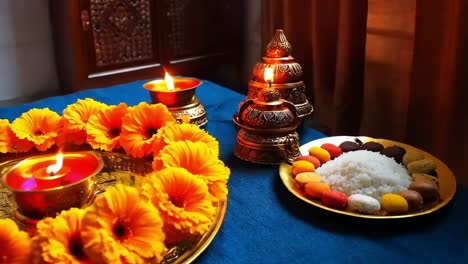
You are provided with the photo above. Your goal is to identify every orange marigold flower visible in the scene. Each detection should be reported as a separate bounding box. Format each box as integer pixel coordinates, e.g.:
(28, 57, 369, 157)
(120, 102, 175, 158)
(153, 122, 219, 157)
(60, 98, 108, 145)
(86, 103, 128, 152)
(81, 184, 166, 264)
(0, 119, 35, 153)
(0, 119, 12, 153)
(141, 167, 216, 245)
(10, 108, 61, 151)
(0, 218, 32, 264)
(153, 141, 230, 202)
(31, 208, 91, 264)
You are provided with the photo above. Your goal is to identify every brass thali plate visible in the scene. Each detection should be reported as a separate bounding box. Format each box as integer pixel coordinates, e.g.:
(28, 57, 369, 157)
(279, 136, 457, 219)
(0, 151, 226, 263)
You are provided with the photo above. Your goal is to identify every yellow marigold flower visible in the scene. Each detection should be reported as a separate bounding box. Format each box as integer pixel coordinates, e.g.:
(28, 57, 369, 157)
(153, 122, 219, 157)
(86, 103, 128, 151)
(153, 141, 230, 202)
(60, 98, 108, 145)
(0, 218, 32, 264)
(179, 115, 191, 124)
(31, 208, 91, 264)
(0, 119, 35, 153)
(141, 167, 216, 245)
(81, 184, 166, 264)
(10, 108, 61, 151)
(120, 102, 175, 158)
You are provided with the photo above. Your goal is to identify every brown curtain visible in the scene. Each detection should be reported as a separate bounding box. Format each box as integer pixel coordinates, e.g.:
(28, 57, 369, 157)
(260, 0, 468, 185)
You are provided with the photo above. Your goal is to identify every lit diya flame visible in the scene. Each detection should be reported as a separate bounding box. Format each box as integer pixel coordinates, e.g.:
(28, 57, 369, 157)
(46, 151, 64, 176)
(264, 67, 274, 87)
(165, 72, 175, 91)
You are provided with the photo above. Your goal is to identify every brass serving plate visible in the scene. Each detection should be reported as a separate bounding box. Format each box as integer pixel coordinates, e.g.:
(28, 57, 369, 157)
(0, 151, 226, 263)
(279, 136, 457, 219)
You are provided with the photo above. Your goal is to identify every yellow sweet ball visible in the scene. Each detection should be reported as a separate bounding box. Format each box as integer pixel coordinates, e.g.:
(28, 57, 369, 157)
(307, 146, 331, 163)
(291, 160, 315, 178)
(380, 193, 409, 213)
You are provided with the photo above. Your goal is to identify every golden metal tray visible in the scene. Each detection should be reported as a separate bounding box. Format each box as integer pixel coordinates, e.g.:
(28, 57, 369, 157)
(0, 151, 226, 263)
(279, 136, 457, 219)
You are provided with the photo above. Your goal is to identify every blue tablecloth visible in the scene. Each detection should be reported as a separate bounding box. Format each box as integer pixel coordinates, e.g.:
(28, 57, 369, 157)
(1, 80, 467, 263)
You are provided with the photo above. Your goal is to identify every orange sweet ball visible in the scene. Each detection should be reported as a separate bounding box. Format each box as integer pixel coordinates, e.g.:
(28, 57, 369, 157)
(291, 160, 315, 178)
(320, 143, 342, 159)
(294, 155, 321, 168)
(304, 181, 331, 199)
(308, 146, 331, 163)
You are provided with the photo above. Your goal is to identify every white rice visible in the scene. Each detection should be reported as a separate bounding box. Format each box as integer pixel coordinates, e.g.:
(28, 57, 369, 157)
(315, 150, 411, 200)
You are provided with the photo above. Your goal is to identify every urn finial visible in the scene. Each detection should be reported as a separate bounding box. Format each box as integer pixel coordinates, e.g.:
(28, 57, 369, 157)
(266, 29, 292, 58)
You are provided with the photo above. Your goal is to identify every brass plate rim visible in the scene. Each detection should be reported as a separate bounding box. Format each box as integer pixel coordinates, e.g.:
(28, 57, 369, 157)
(279, 136, 457, 219)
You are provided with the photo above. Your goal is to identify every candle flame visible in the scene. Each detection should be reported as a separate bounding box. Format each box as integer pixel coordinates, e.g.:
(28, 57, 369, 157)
(264, 67, 274, 84)
(165, 72, 175, 91)
(46, 151, 63, 175)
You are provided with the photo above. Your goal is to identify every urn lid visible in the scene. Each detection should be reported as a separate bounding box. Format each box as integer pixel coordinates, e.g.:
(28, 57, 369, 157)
(237, 88, 300, 130)
(253, 29, 303, 83)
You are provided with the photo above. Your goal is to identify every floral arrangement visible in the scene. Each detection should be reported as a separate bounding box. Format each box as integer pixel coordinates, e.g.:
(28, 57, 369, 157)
(0, 98, 230, 264)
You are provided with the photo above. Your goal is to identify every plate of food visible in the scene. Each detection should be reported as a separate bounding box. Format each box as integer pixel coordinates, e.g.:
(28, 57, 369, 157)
(278, 136, 457, 219)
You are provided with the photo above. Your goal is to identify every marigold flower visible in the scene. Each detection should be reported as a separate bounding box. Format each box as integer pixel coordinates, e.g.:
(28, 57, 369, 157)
(0, 218, 32, 264)
(141, 167, 216, 245)
(31, 208, 91, 264)
(120, 102, 175, 158)
(60, 98, 108, 145)
(0, 119, 10, 153)
(81, 184, 166, 264)
(10, 108, 61, 151)
(0, 119, 35, 153)
(153, 122, 219, 157)
(86, 103, 128, 151)
(153, 141, 230, 202)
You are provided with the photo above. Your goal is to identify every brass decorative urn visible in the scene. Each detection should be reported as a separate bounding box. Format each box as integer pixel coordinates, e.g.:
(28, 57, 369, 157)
(247, 29, 313, 118)
(233, 88, 302, 164)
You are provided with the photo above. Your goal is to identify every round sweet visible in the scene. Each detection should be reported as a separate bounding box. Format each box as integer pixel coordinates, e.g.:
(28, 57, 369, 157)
(403, 151, 425, 167)
(291, 160, 315, 178)
(308, 146, 331, 163)
(409, 179, 439, 202)
(412, 173, 438, 183)
(339, 141, 361, 153)
(380, 193, 409, 213)
(320, 143, 342, 159)
(294, 155, 321, 169)
(295, 172, 321, 190)
(322, 190, 348, 209)
(361, 141, 384, 152)
(347, 194, 381, 214)
(304, 181, 331, 199)
(399, 190, 424, 211)
(380, 145, 406, 164)
(407, 159, 437, 174)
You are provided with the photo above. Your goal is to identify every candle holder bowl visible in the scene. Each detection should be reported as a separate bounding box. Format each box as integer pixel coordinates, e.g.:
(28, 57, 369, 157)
(1, 151, 103, 220)
(143, 78, 207, 126)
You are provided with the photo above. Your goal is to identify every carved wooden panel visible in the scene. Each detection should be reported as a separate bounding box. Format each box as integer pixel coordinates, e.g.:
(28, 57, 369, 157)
(89, 0, 155, 66)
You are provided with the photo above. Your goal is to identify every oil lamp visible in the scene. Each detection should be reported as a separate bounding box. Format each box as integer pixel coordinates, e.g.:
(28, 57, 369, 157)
(1, 151, 103, 220)
(247, 29, 313, 118)
(233, 88, 302, 164)
(143, 72, 207, 126)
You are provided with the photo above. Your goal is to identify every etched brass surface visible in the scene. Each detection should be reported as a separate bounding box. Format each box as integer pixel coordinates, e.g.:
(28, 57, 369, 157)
(247, 81, 313, 118)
